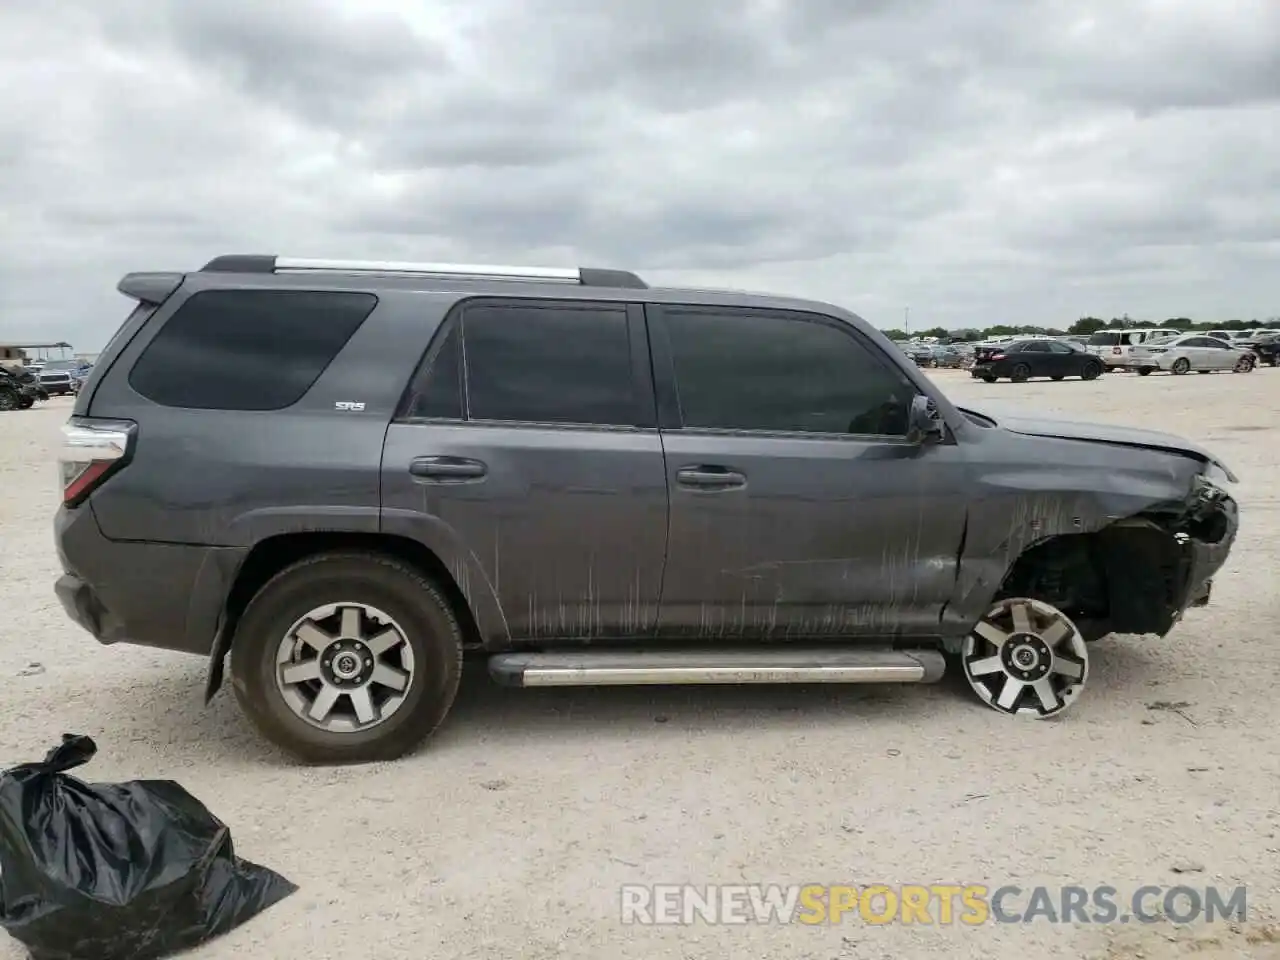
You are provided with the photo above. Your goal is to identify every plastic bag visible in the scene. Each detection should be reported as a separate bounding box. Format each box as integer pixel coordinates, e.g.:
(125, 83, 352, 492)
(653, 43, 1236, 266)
(0, 735, 297, 960)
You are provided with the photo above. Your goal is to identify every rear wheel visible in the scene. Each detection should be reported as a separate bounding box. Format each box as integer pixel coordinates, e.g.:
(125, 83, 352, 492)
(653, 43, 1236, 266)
(230, 552, 465, 764)
(16, 396, 32, 409)
(1136, 367, 1153, 376)
(0, 387, 16, 412)
(982, 374, 998, 383)
(1011, 363, 1031, 383)
(1081, 361, 1102, 381)
(1171, 357, 1191, 375)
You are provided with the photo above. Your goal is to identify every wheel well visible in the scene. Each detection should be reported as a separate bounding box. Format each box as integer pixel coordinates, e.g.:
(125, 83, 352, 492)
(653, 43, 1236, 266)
(997, 521, 1186, 638)
(223, 532, 483, 650)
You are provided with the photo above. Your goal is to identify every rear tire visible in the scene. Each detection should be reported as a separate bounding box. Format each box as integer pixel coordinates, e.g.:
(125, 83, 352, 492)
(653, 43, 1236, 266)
(0, 388, 16, 412)
(1171, 358, 1191, 375)
(230, 552, 465, 765)
(982, 374, 998, 383)
(1136, 367, 1153, 376)
(16, 396, 32, 409)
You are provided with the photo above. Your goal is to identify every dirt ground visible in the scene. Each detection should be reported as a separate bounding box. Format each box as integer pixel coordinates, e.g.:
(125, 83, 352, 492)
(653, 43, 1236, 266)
(2, 368, 1279, 960)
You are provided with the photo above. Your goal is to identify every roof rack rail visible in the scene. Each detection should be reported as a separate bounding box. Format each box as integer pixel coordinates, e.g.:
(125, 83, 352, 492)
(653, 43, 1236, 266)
(198, 255, 647, 289)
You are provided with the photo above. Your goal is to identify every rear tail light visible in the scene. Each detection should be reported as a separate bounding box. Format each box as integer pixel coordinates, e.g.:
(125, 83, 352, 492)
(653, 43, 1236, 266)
(59, 417, 136, 506)
(990, 353, 1006, 361)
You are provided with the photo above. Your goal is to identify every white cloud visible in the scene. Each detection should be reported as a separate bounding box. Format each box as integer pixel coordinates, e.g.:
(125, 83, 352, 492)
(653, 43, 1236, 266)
(2, 0, 1278, 348)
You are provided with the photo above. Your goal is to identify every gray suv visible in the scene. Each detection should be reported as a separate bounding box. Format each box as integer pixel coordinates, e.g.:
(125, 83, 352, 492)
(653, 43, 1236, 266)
(54, 255, 1240, 763)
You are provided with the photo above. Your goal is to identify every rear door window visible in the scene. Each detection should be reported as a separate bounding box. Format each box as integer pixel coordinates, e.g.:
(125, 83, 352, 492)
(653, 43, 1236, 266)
(128, 289, 377, 410)
(460, 301, 638, 426)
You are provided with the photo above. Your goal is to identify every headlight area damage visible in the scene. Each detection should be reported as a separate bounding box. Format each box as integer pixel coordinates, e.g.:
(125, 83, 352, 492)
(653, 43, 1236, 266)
(948, 463, 1238, 652)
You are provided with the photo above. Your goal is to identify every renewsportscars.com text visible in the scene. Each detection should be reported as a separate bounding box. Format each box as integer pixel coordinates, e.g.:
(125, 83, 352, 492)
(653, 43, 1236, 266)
(620, 883, 1247, 926)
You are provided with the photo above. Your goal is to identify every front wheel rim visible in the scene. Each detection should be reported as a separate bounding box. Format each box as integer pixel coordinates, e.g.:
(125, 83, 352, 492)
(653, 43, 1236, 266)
(963, 598, 1088, 718)
(274, 602, 416, 733)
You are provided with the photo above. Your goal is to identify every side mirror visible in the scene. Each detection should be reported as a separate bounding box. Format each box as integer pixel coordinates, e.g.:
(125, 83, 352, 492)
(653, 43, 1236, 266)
(908, 395, 944, 444)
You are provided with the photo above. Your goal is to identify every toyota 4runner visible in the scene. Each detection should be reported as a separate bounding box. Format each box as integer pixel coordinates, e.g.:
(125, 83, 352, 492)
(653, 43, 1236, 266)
(55, 256, 1240, 763)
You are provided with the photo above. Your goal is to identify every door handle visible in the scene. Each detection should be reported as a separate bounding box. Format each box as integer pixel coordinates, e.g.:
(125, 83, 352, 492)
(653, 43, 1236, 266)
(410, 456, 487, 481)
(676, 466, 746, 489)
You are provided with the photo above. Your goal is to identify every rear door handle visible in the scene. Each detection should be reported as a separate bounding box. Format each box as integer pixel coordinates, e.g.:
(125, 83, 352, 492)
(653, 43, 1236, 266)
(676, 466, 746, 489)
(410, 456, 487, 481)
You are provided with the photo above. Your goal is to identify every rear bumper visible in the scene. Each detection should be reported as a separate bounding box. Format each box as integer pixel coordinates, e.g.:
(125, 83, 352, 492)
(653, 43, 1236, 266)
(54, 505, 247, 656)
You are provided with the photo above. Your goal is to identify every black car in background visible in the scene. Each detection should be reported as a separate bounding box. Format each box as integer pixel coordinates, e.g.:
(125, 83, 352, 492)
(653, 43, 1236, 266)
(969, 338, 1105, 383)
(1251, 334, 1280, 366)
(0, 367, 45, 410)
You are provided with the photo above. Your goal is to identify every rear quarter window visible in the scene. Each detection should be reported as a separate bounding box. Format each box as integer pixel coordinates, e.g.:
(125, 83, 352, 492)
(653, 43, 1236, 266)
(128, 289, 377, 410)
(1087, 332, 1120, 346)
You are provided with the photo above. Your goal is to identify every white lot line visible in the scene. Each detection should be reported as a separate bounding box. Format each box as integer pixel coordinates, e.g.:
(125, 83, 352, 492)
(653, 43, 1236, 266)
(1, 380, 1278, 959)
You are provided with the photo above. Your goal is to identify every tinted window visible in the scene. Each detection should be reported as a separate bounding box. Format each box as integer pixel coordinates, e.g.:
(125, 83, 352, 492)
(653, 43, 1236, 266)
(1047, 341, 1074, 354)
(129, 289, 376, 410)
(462, 302, 635, 425)
(1021, 341, 1051, 352)
(1088, 332, 1120, 345)
(663, 308, 915, 436)
(402, 322, 463, 419)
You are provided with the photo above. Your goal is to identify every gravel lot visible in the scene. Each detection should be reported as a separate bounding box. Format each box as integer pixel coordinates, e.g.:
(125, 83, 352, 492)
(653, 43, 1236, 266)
(2, 369, 1278, 960)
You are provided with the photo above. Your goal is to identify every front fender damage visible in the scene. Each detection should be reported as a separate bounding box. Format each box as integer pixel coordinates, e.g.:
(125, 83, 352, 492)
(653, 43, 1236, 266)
(943, 469, 1238, 649)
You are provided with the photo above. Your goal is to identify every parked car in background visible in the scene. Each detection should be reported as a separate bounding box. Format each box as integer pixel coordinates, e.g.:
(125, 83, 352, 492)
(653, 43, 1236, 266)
(970, 338, 1105, 383)
(37, 360, 86, 396)
(1205, 331, 1233, 342)
(1249, 333, 1280, 366)
(929, 345, 966, 368)
(902, 342, 935, 366)
(1129, 334, 1257, 375)
(0, 367, 45, 410)
(1085, 329, 1181, 369)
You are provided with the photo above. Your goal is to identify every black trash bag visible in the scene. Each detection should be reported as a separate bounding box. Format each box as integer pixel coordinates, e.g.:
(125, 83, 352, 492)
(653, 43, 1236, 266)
(0, 735, 297, 960)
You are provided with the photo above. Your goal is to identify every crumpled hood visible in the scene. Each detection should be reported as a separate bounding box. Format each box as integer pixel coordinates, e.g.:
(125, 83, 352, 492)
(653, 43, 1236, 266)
(958, 403, 1238, 482)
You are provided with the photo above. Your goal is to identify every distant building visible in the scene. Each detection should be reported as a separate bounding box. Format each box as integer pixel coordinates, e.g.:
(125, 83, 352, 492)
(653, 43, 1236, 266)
(0, 341, 73, 368)
(0, 345, 28, 368)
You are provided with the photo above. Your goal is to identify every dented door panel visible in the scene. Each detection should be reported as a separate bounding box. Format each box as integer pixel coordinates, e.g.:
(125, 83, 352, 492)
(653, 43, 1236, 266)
(656, 432, 971, 639)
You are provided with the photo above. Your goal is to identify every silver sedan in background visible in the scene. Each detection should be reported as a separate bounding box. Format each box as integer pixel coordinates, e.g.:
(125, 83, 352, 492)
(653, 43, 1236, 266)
(1129, 334, 1257, 376)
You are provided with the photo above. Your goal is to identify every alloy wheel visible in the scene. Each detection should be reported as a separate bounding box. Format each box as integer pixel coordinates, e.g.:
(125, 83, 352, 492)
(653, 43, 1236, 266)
(962, 597, 1088, 718)
(274, 602, 416, 733)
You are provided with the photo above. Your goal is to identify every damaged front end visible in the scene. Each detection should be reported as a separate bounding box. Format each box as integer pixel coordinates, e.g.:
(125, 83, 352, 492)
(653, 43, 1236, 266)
(993, 465, 1238, 642)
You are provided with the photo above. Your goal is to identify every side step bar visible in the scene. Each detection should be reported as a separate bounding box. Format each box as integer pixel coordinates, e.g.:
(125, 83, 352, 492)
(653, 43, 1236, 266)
(488, 647, 947, 688)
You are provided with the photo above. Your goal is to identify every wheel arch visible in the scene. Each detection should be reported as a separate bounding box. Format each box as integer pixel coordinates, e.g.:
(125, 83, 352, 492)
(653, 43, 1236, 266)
(206, 531, 485, 702)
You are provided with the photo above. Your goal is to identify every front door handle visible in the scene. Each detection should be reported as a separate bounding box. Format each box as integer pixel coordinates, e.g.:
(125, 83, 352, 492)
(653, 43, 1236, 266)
(410, 456, 487, 481)
(676, 466, 746, 489)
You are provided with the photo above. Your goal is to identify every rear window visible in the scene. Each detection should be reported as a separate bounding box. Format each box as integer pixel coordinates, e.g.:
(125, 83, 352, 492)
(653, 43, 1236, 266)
(128, 289, 377, 410)
(1087, 332, 1120, 345)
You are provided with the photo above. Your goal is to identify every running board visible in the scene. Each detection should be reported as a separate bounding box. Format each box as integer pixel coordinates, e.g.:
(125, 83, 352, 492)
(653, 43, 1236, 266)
(487, 647, 947, 688)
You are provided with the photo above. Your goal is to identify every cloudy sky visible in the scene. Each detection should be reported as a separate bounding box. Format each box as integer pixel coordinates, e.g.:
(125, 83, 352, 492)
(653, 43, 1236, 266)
(3, 0, 1279, 350)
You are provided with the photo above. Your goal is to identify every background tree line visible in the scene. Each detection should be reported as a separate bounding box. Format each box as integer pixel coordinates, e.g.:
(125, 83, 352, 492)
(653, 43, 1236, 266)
(878, 315, 1279, 341)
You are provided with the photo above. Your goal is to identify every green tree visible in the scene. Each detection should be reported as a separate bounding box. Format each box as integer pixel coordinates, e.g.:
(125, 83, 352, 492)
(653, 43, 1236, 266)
(1068, 317, 1106, 335)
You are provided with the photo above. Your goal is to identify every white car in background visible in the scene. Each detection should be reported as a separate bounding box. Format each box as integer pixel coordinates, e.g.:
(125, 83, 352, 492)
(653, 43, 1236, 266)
(1129, 334, 1257, 376)
(1085, 328, 1181, 369)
